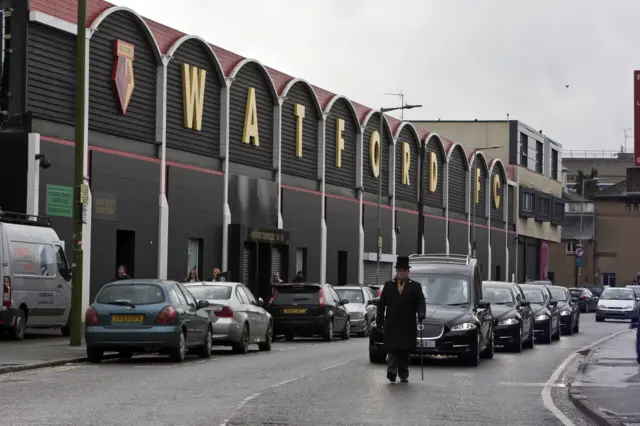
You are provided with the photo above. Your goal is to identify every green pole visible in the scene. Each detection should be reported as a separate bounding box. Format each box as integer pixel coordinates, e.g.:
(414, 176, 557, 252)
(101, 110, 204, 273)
(70, 0, 87, 346)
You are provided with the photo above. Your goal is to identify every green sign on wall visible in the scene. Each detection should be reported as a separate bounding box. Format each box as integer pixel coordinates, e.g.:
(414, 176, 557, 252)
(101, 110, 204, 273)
(46, 184, 73, 218)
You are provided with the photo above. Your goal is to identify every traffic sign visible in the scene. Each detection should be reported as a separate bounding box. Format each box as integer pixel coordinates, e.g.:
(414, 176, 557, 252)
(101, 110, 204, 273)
(576, 257, 582, 267)
(575, 245, 584, 257)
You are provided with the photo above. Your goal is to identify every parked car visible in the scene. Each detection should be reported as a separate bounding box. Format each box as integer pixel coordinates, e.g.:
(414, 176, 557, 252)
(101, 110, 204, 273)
(84, 280, 212, 363)
(626, 285, 640, 297)
(0, 210, 73, 340)
(586, 285, 608, 298)
(185, 281, 273, 354)
(367, 285, 383, 297)
(370, 254, 495, 367)
(596, 287, 640, 323)
(267, 283, 350, 341)
(520, 284, 560, 344)
(569, 287, 598, 312)
(547, 285, 580, 335)
(334, 286, 377, 337)
(482, 281, 534, 352)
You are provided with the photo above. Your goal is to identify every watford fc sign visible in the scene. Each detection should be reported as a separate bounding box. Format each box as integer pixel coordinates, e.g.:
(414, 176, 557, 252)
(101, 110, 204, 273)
(112, 40, 135, 114)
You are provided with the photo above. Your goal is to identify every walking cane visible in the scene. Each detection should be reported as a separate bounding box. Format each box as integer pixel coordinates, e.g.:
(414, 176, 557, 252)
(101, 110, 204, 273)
(420, 323, 424, 381)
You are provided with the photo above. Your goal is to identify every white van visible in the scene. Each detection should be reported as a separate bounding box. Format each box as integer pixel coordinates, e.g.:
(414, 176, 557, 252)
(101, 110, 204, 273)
(0, 211, 72, 340)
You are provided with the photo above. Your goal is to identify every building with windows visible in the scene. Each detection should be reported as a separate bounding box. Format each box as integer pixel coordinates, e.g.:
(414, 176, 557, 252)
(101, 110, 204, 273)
(0, 0, 518, 314)
(562, 150, 632, 192)
(411, 120, 565, 282)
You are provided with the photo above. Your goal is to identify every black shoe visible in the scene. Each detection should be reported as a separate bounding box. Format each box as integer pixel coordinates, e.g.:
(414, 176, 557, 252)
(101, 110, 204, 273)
(387, 372, 397, 383)
(400, 377, 409, 383)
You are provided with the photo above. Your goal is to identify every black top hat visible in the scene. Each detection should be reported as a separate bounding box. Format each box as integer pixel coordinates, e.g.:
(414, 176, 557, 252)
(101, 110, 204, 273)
(395, 256, 410, 270)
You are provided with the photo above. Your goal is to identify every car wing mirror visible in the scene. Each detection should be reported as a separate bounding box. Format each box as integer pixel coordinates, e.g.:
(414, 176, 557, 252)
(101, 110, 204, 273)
(370, 298, 379, 306)
(340, 298, 350, 305)
(636, 297, 640, 302)
(520, 300, 530, 307)
(197, 300, 210, 309)
(478, 300, 491, 309)
(571, 297, 578, 303)
(549, 300, 558, 307)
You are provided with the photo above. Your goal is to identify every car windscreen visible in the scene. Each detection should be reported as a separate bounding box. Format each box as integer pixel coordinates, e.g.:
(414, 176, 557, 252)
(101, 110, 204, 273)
(412, 274, 470, 306)
(96, 284, 166, 305)
(273, 286, 320, 305)
(549, 288, 568, 301)
(600, 289, 635, 300)
(586, 286, 604, 295)
(335, 289, 364, 304)
(569, 289, 583, 296)
(187, 285, 232, 300)
(482, 286, 514, 305)
(522, 288, 545, 303)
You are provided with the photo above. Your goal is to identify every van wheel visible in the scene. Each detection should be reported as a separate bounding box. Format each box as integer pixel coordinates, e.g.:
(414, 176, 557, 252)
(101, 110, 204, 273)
(87, 347, 104, 363)
(10, 310, 26, 341)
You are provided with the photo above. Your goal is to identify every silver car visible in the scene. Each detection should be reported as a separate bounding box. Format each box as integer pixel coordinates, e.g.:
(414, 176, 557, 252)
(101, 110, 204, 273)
(334, 286, 377, 337)
(184, 282, 273, 354)
(595, 287, 640, 323)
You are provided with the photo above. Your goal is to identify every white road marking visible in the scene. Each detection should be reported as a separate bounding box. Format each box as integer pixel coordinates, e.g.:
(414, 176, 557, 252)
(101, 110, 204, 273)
(321, 361, 349, 371)
(542, 328, 630, 426)
(269, 376, 303, 388)
(500, 382, 567, 387)
(219, 392, 262, 426)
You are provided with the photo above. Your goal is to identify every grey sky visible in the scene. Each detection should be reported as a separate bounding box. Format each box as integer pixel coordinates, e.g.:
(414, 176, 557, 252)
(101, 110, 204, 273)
(112, 0, 640, 153)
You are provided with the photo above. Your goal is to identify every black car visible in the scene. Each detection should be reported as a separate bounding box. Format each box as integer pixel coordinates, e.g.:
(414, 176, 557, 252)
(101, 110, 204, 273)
(520, 284, 560, 343)
(547, 286, 580, 335)
(569, 287, 598, 312)
(369, 254, 495, 367)
(482, 281, 534, 352)
(586, 285, 607, 298)
(267, 283, 350, 341)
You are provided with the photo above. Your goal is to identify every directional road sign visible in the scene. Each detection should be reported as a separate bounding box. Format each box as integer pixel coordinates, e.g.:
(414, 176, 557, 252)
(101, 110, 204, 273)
(575, 244, 584, 257)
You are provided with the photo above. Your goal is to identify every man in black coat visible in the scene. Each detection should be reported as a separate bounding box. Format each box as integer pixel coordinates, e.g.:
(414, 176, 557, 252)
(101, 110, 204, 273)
(376, 255, 426, 383)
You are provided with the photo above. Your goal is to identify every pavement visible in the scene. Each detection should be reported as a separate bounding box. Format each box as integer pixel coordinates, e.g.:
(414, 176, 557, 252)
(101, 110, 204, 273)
(0, 314, 630, 425)
(568, 326, 640, 426)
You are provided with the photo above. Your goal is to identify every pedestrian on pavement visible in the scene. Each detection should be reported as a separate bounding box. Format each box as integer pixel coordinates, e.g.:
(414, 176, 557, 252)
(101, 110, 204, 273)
(271, 272, 283, 287)
(184, 268, 199, 283)
(292, 270, 304, 283)
(116, 265, 131, 280)
(375, 255, 426, 383)
(212, 268, 221, 281)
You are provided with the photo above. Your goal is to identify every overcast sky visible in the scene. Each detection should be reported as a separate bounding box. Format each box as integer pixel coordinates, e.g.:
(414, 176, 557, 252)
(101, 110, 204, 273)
(112, 0, 640, 154)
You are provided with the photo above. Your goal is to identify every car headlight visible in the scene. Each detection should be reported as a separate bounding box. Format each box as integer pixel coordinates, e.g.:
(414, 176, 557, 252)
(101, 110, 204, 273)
(597, 305, 606, 310)
(560, 310, 571, 316)
(624, 305, 633, 311)
(353, 311, 364, 319)
(535, 314, 550, 321)
(450, 322, 477, 331)
(498, 318, 518, 326)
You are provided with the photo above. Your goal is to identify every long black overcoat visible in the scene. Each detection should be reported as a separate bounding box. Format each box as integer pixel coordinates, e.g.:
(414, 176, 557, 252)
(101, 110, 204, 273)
(375, 278, 426, 352)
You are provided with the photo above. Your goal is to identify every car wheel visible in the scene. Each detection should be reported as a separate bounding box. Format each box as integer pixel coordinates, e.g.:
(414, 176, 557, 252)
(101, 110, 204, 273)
(512, 327, 523, 353)
(481, 333, 494, 359)
(322, 320, 333, 342)
(340, 319, 350, 340)
(170, 331, 187, 362)
(87, 347, 104, 364)
(543, 323, 553, 344)
(523, 325, 534, 349)
(233, 324, 250, 354)
(284, 333, 295, 342)
(61, 317, 70, 337)
(460, 333, 480, 366)
(585, 305, 589, 313)
(553, 321, 561, 341)
(9, 310, 26, 341)
(258, 321, 273, 351)
(360, 316, 369, 337)
(596, 316, 604, 322)
(369, 347, 386, 364)
(198, 327, 213, 358)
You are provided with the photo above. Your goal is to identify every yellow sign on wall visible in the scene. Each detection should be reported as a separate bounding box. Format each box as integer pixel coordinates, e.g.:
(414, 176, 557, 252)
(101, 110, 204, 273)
(493, 174, 501, 208)
(401, 142, 411, 186)
(242, 87, 259, 146)
(293, 104, 305, 157)
(181, 64, 206, 131)
(474, 168, 481, 204)
(335, 118, 345, 168)
(369, 130, 380, 178)
(428, 152, 438, 192)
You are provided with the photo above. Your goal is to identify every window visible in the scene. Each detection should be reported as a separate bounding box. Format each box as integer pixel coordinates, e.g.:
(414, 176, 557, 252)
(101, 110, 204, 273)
(535, 141, 543, 173)
(178, 284, 198, 307)
(566, 241, 576, 254)
(602, 273, 617, 287)
(55, 245, 71, 280)
(188, 285, 232, 300)
(96, 283, 166, 305)
(295, 248, 307, 276)
(10, 241, 55, 277)
(240, 286, 257, 304)
(519, 133, 528, 166)
(187, 238, 203, 277)
(565, 203, 594, 213)
(521, 192, 535, 213)
(235, 287, 249, 304)
(551, 149, 558, 180)
(537, 197, 550, 217)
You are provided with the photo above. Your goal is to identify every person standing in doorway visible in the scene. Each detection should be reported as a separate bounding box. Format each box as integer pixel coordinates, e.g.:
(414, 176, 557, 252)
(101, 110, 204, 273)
(375, 255, 426, 383)
(184, 268, 199, 283)
(116, 265, 131, 280)
(292, 271, 305, 283)
(271, 272, 283, 287)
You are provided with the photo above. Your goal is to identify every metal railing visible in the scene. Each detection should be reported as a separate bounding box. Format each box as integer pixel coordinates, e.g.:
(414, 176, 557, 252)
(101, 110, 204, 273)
(0, 210, 52, 227)
(562, 150, 632, 159)
(409, 254, 472, 266)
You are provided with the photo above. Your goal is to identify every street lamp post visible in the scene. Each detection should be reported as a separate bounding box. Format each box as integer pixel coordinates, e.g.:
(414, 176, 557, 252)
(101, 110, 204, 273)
(469, 146, 504, 258)
(577, 177, 599, 286)
(376, 104, 422, 288)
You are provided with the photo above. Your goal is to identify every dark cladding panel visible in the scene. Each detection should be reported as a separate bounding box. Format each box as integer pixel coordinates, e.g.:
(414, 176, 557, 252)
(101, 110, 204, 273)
(448, 220, 468, 256)
(448, 146, 467, 214)
(0, 134, 28, 213)
(363, 204, 392, 254)
(229, 62, 275, 170)
(491, 229, 507, 281)
(473, 156, 488, 219)
(281, 82, 320, 180)
(325, 98, 357, 190)
(26, 24, 76, 125)
(38, 141, 74, 251)
(167, 167, 224, 281)
(508, 235, 517, 281)
(476, 226, 488, 280)
(89, 11, 157, 143)
(394, 126, 419, 203)
(424, 215, 446, 254)
(362, 113, 392, 195)
(490, 162, 507, 222)
(166, 39, 223, 158)
(89, 152, 159, 300)
(508, 185, 515, 225)
(326, 196, 359, 285)
(423, 138, 445, 209)
(283, 188, 322, 282)
(395, 211, 418, 256)
(228, 174, 278, 229)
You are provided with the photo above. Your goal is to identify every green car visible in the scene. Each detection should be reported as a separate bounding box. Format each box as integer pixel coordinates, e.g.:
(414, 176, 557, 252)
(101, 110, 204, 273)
(85, 279, 213, 363)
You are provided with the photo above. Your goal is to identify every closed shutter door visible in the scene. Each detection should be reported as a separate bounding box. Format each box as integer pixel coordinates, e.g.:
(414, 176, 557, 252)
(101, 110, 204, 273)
(242, 244, 250, 285)
(271, 246, 281, 276)
(363, 261, 392, 286)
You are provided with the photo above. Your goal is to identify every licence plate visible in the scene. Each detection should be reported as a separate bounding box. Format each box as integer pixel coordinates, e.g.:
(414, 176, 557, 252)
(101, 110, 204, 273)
(283, 308, 307, 314)
(417, 339, 435, 348)
(111, 314, 144, 323)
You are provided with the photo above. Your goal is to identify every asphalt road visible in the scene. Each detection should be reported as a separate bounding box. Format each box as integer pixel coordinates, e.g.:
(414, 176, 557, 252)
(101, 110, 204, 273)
(0, 313, 630, 426)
